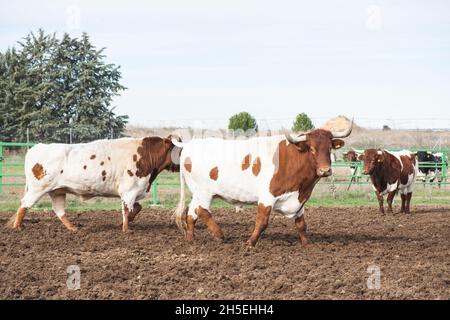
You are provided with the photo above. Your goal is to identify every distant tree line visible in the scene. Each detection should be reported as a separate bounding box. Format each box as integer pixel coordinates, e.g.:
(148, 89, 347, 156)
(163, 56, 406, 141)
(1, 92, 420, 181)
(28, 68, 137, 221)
(0, 29, 128, 143)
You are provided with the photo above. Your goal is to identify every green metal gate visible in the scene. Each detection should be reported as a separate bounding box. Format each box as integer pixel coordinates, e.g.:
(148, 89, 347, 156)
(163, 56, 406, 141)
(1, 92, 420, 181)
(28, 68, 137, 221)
(0, 142, 34, 193)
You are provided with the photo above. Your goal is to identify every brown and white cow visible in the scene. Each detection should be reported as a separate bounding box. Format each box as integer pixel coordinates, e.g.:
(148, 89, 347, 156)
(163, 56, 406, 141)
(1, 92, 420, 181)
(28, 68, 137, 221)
(172, 120, 353, 247)
(359, 149, 418, 214)
(343, 149, 363, 163)
(8, 136, 181, 232)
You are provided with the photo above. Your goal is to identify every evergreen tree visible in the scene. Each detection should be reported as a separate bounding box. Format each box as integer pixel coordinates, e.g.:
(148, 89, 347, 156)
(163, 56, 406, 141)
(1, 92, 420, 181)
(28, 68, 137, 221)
(0, 29, 128, 143)
(292, 113, 314, 132)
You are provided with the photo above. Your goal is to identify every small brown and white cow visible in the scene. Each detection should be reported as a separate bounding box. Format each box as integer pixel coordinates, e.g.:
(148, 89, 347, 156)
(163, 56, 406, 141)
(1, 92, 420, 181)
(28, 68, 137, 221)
(359, 149, 418, 214)
(8, 136, 181, 232)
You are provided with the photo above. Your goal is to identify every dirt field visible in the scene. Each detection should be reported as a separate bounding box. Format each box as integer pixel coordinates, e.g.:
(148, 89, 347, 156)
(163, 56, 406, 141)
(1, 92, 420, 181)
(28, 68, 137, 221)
(0, 205, 449, 300)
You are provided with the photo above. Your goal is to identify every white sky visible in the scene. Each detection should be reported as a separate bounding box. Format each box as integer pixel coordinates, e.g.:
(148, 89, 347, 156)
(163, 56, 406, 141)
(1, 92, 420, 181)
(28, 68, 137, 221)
(1, 0, 450, 129)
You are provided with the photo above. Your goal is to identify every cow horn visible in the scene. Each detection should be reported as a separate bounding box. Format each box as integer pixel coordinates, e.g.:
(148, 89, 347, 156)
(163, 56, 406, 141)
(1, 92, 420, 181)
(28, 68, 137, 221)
(171, 137, 184, 148)
(331, 118, 353, 138)
(283, 128, 307, 144)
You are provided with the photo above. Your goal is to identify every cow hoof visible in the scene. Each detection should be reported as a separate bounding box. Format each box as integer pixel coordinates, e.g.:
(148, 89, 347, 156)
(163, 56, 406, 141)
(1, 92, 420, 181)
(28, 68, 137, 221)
(13, 224, 24, 231)
(246, 240, 256, 248)
(300, 238, 309, 247)
(185, 234, 194, 241)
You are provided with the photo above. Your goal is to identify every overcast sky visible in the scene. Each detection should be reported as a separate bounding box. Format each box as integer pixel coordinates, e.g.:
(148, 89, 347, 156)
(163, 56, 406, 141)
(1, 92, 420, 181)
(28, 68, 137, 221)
(1, 0, 450, 129)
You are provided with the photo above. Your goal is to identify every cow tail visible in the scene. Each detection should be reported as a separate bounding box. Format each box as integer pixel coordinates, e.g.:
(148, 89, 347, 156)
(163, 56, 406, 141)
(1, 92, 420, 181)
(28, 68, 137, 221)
(174, 169, 187, 233)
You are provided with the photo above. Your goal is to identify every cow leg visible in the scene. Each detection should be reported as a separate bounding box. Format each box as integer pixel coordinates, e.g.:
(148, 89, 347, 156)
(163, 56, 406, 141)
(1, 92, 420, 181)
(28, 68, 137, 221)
(121, 202, 132, 233)
(8, 190, 45, 230)
(405, 192, 413, 213)
(49, 192, 77, 232)
(376, 192, 385, 214)
(386, 191, 396, 214)
(196, 206, 224, 241)
(247, 203, 272, 247)
(294, 214, 308, 246)
(400, 192, 407, 213)
(128, 202, 142, 222)
(185, 210, 197, 241)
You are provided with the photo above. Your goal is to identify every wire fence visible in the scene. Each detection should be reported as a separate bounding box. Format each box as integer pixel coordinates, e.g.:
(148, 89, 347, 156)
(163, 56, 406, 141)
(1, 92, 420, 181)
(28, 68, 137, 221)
(8, 127, 120, 145)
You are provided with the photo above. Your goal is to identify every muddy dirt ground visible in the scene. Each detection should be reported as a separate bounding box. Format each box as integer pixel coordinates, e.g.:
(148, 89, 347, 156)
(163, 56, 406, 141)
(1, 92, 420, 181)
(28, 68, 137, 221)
(0, 205, 449, 299)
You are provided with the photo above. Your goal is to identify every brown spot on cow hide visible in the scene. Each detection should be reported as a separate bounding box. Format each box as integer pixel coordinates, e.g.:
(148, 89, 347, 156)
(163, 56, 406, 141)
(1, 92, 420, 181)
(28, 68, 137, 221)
(133, 154, 138, 162)
(269, 140, 318, 201)
(108, 156, 111, 161)
(100, 161, 104, 166)
(83, 165, 87, 170)
(102, 176, 106, 181)
(184, 157, 192, 173)
(242, 154, 252, 171)
(252, 157, 261, 176)
(135, 137, 178, 178)
(32, 163, 46, 180)
(127, 170, 134, 177)
(90, 155, 96, 160)
(209, 166, 219, 181)
(101, 170, 107, 176)
(60, 170, 64, 174)
(399, 155, 415, 185)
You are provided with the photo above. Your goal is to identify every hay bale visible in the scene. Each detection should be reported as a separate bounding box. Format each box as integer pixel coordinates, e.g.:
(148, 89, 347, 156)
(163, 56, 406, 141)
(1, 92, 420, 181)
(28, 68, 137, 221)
(322, 116, 365, 133)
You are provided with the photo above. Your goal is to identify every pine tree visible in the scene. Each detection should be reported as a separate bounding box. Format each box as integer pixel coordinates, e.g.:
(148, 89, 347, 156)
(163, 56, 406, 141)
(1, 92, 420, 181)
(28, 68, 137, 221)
(0, 29, 128, 143)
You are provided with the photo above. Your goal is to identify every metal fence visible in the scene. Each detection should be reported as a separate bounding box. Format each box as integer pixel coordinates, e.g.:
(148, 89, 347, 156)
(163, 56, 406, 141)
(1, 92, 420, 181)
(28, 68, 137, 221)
(0, 142, 448, 205)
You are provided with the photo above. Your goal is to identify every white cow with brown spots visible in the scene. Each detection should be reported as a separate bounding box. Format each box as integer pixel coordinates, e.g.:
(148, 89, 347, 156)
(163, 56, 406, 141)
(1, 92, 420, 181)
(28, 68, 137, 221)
(173, 120, 353, 247)
(8, 136, 180, 232)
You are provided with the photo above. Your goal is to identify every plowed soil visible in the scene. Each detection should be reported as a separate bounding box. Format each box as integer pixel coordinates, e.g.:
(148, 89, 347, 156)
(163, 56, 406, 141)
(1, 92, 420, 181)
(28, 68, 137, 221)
(0, 205, 449, 299)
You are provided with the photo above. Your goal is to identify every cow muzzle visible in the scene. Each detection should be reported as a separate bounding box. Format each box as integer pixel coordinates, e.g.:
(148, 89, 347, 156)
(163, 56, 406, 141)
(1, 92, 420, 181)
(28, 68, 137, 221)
(317, 167, 332, 177)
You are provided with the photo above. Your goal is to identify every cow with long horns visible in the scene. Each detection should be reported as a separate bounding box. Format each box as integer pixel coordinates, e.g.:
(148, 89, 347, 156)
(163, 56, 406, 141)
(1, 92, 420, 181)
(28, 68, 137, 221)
(172, 119, 353, 247)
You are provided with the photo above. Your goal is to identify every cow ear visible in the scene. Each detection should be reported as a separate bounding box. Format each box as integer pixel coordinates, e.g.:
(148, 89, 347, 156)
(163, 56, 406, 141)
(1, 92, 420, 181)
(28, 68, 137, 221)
(293, 141, 309, 152)
(332, 139, 345, 149)
(358, 154, 364, 161)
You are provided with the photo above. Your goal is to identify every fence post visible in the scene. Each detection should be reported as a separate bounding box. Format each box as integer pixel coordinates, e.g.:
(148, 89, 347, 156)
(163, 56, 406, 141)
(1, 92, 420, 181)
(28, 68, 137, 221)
(443, 151, 448, 190)
(153, 178, 158, 206)
(0, 143, 3, 193)
(358, 161, 362, 192)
